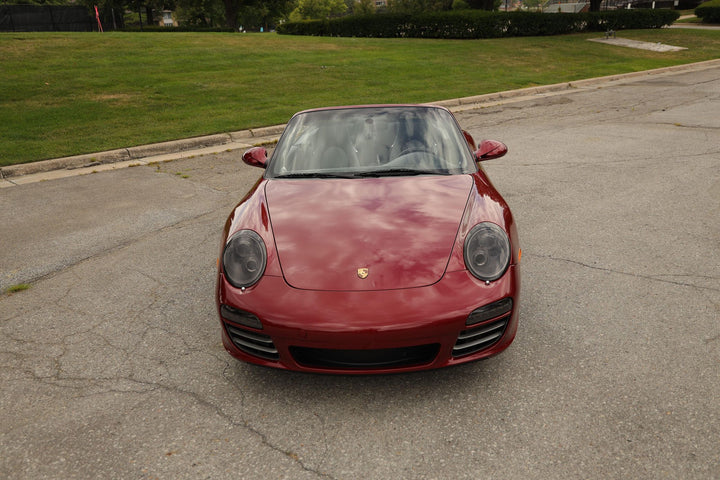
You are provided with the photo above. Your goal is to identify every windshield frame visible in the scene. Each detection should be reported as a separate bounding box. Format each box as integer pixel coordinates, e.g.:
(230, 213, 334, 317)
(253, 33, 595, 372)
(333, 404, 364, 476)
(265, 105, 477, 179)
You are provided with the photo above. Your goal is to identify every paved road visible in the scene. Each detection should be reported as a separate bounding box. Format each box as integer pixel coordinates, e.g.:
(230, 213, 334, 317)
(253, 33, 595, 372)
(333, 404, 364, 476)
(1, 64, 719, 479)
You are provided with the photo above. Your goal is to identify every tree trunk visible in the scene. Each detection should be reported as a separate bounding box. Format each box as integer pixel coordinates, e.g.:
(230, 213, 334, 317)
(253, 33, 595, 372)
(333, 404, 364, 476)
(223, 0, 240, 30)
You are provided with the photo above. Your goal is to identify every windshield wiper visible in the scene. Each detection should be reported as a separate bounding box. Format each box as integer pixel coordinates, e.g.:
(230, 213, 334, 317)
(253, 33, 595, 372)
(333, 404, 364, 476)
(353, 168, 448, 177)
(272, 172, 356, 179)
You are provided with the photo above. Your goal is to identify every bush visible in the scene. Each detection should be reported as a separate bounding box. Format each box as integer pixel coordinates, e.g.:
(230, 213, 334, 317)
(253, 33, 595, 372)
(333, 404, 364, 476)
(695, 0, 720, 23)
(120, 26, 236, 32)
(276, 9, 680, 38)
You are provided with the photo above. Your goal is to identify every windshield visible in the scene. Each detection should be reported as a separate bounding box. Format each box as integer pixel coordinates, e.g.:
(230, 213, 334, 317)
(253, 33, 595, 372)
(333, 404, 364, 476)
(265, 106, 476, 178)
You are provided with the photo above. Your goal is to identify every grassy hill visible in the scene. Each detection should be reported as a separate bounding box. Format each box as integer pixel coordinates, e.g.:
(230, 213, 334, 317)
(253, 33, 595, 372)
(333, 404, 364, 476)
(1, 29, 719, 166)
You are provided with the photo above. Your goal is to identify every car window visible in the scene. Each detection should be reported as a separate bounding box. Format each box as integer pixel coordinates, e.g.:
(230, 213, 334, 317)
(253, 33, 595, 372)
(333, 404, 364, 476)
(266, 106, 477, 178)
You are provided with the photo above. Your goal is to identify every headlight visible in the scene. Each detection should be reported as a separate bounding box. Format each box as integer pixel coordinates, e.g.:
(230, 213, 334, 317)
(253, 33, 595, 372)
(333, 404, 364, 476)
(463, 222, 511, 282)
(222, 230, 267, 289)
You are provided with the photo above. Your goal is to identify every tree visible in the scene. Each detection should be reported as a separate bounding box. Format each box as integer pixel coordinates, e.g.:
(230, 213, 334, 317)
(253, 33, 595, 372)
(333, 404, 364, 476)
(295, 0, 346, 19)
(387, 0, 452, 13)
(174, 0, 294, 29)
(451, 0, 470, 9)
(521, 0, 543, 9)
(82, 0, 294, 30)
(4, 0, 68, 4)
(175, 0, 225, 26)
(351, 0, 375, 14)
(79, 0, 129, 29)
(238, 0, 294, 30)
(466, 0, 500, 10)
(220, 0, 242, 28)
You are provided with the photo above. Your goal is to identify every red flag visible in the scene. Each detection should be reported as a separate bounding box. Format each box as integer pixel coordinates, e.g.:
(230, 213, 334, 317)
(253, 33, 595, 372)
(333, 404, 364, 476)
(95, 5, 104, 32)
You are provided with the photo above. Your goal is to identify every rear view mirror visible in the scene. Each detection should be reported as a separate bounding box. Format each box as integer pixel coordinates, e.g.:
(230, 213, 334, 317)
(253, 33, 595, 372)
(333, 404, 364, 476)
(242, 147, 268, 168)
(474, 140, 507, 162)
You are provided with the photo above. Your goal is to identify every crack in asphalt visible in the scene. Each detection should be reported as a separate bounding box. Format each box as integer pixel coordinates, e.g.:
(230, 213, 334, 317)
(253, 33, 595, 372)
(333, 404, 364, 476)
(138, 371, 338, 480)
(0, 337, 337, 480)
(661, 122, 720, 130)
(526, 252, 720, 292)
(0, 185, 339, 477)
(1, 286, 336, 480)
(220, 363, 340, 480)
(3, 207, 223, 293)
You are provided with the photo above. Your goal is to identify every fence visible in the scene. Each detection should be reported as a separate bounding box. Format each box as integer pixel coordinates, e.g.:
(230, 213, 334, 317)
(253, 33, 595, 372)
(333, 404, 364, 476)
(0, 5, 94, 32)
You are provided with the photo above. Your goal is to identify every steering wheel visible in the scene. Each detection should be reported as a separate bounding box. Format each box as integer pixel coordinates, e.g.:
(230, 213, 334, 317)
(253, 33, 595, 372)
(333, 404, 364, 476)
(398, 140, 428, 157)
(388, 148, 443, 170)
(398, 146, 430, 157)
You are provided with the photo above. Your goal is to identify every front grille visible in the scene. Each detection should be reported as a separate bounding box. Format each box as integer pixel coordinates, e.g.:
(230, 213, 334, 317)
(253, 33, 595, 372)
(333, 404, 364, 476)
(224, 323, 279, 361)
(453, 298, 513, 358)
(290, 344, 440, 370)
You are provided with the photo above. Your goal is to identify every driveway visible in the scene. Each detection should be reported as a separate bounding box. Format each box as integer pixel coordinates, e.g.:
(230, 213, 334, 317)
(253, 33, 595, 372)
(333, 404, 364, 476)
(1, 63, 718, 479)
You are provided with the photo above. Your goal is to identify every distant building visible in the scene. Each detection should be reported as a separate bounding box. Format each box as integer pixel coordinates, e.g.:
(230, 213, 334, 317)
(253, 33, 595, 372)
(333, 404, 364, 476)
(160, 10, 178, 27)
(541, 0, 589, 12)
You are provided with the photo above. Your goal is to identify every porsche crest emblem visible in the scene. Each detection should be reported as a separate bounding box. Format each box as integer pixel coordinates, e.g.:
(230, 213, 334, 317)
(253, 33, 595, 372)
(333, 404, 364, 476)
(357, 268, 369, 279)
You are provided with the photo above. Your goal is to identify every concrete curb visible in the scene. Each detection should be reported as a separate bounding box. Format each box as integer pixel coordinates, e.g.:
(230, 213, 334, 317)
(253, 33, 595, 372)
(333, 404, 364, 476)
(0, 125, 285, 179)
(434, 58, 720, 110)
(3, 58, 720, 182)
(0, 128, 284, 180)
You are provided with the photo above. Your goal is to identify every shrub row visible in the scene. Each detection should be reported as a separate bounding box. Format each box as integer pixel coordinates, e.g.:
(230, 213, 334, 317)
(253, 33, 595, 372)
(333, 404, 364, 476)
(695, 0, 720, 23)
(277, 10, 679, 38)
(120, 26, 236, 32)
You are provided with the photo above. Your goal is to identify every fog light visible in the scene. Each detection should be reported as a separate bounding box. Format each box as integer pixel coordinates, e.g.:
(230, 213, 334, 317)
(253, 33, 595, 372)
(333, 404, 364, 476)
(466, 298, 513, 326)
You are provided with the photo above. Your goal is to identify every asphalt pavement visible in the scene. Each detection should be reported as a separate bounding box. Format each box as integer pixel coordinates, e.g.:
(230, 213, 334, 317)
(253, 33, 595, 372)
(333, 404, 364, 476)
(1, 61, 719, 479)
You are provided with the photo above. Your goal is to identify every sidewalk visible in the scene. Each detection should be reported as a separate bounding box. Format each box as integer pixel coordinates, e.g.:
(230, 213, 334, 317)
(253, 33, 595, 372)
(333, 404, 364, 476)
(669, 22, 720, 30)
(3, 57, 720, 188)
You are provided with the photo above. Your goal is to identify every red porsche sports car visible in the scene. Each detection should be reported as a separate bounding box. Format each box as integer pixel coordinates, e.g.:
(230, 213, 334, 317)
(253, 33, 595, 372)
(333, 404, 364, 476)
(216, 105, 520, 374)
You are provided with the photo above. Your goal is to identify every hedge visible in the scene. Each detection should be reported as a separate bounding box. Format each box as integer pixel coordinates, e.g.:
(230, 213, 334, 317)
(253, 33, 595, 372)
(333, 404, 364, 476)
(120, 26, 236, 32)
(695, 0, 720, 23)
(277, 10, 680, 38)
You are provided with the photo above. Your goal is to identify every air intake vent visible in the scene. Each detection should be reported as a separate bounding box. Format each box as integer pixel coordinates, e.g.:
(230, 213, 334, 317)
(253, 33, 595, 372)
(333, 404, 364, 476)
(224, 323, 279, 361)
(452, 319, 508, 357)
(290, 344, 440, 370)
(453, 298, 513, 358)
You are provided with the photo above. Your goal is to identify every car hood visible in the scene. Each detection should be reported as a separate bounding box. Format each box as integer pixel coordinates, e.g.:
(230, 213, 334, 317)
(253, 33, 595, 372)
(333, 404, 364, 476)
(265, 175, 473, 291)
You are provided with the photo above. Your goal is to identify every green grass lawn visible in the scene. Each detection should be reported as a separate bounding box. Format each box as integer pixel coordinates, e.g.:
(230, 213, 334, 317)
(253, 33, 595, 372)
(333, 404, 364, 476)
(1, 29, 719, 166)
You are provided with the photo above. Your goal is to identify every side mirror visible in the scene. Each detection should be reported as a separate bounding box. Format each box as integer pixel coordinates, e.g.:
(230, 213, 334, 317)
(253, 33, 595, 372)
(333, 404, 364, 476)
(474, 140, 507, 162)
(462, 130, 477, 151)
(242, 147, 268, 169)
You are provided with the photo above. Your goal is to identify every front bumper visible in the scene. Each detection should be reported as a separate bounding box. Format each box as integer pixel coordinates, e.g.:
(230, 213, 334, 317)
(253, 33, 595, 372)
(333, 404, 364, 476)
(216, 266, 520, 374)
